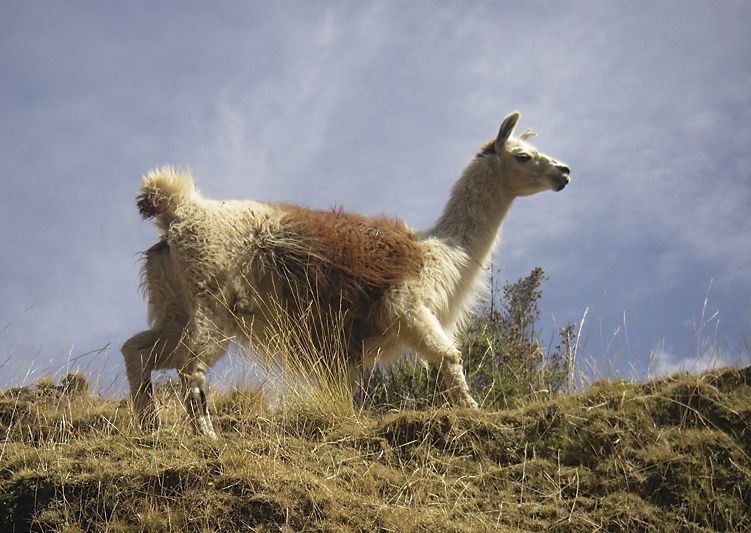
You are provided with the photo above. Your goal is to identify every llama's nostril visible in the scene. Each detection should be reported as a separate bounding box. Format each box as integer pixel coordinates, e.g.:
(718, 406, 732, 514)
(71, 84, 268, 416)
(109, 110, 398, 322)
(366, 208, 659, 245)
(556, 164, 570, 175)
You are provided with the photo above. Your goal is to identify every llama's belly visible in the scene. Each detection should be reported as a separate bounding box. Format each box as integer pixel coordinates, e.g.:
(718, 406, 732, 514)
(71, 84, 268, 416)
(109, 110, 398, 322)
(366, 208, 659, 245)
(362, 334, 401, 366)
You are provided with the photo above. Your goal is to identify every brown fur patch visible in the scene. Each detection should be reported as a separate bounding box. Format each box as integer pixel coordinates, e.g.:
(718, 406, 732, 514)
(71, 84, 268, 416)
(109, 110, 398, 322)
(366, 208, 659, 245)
(271, 204, 423, 313)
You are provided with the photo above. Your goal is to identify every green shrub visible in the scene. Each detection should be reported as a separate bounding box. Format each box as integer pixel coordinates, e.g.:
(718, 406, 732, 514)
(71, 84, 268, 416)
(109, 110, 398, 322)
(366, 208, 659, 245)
(361, 267, 576, 410)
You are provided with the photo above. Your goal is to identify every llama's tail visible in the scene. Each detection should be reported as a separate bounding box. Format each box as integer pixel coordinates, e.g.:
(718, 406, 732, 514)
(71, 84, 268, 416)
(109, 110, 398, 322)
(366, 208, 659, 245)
(137, 167, 199, 227)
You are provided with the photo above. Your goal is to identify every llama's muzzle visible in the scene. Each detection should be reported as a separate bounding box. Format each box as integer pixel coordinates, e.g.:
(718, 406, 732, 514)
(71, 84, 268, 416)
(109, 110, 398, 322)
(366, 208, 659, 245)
(554, 173, 570, 192)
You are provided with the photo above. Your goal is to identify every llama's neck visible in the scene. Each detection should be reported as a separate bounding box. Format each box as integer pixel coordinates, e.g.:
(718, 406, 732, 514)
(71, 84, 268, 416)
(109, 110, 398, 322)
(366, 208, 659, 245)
(429, 161, 515, 269)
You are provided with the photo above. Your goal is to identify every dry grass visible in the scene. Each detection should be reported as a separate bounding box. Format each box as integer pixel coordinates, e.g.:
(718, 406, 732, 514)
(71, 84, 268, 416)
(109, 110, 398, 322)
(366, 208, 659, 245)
(232, 294, 358, 425)
(1, 365, 749, 532)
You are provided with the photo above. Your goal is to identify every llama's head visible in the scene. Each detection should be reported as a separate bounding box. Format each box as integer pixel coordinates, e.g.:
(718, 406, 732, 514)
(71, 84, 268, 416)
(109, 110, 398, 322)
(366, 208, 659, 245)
(478, 111, 570, 197)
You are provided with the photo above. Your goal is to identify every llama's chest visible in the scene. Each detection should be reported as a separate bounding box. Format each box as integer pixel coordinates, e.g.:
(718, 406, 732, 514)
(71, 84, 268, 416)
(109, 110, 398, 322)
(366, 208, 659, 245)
(400, 238, 477, 326)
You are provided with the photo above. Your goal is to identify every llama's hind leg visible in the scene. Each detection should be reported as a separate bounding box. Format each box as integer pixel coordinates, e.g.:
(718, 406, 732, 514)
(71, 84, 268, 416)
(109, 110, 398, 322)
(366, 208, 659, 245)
(177, 312, 228, 439)
(402, 306, 478, 409)
(122, 330, 162, 432)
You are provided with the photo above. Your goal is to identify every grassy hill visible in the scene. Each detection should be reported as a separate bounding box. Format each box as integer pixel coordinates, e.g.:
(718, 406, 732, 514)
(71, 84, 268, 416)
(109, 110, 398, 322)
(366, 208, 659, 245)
(1, 365, 749, 532)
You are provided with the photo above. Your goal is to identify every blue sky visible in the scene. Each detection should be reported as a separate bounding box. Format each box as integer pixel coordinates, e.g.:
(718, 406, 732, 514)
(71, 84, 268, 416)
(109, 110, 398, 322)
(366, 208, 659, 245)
(1, 1, 749, 392)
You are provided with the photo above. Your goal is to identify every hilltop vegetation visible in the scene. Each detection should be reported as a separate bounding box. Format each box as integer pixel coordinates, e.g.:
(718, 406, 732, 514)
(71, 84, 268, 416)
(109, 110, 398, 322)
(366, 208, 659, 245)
(2, 269, 749, 531)
(0, 364, 749, 531)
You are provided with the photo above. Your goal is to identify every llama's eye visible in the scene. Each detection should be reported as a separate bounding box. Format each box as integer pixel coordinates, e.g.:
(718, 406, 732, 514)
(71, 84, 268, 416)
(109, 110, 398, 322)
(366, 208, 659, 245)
(515, 153, 531, 163)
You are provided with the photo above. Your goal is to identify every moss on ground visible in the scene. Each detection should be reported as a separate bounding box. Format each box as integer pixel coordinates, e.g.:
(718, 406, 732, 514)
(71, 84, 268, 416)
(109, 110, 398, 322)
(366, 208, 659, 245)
(1, 366, 749, 531)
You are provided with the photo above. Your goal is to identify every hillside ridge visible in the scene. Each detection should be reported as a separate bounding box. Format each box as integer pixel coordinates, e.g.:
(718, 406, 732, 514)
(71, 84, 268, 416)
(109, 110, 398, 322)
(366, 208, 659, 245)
(1, 366, 749, 531)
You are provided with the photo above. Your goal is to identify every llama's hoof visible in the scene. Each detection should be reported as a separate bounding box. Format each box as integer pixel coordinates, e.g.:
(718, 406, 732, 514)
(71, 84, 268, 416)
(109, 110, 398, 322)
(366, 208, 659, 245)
(453, 394, 479, 409)
(189, 414, 218, 439)
(193, 428, 218, 440)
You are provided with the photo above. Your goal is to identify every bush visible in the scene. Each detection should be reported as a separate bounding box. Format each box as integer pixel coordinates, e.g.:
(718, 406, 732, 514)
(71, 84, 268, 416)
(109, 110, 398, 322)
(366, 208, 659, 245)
(361, 267, 576, 410)
(60, 372, 90, 395)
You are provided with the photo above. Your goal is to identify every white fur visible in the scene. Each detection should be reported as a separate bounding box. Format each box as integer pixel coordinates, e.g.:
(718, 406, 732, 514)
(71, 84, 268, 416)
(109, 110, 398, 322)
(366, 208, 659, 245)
(122, 111, 570, 437)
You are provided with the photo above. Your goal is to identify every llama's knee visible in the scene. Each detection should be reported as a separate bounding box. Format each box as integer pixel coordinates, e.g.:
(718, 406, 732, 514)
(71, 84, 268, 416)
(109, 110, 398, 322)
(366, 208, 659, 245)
(403, 307, 478, 409)
(180, 308, 230, 365)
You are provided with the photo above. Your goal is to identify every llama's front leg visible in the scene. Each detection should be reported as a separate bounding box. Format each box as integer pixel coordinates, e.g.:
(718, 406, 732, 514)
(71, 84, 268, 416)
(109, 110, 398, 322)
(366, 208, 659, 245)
(122, 330, 161, 432)
(179, 362, 217, 439)
(403, 306, 479, 409)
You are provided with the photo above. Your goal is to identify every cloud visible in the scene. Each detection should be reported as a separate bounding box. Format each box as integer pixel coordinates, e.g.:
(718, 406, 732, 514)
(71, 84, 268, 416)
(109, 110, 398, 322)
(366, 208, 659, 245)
(648, 345, 749, 379)
(1, 2, 749, 392)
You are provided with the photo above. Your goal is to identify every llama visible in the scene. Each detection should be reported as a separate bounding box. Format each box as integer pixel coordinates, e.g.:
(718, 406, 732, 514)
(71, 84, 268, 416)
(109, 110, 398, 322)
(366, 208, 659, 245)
(122, 111, 570, 437)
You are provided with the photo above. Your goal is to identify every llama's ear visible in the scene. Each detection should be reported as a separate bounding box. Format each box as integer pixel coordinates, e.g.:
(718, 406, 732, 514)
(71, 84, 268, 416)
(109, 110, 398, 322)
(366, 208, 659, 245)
(496, 111, 521, 147)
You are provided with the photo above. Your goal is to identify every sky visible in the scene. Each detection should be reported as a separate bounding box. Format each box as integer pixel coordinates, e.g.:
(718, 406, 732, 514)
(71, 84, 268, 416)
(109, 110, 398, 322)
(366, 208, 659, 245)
(1, 1, 750, 393)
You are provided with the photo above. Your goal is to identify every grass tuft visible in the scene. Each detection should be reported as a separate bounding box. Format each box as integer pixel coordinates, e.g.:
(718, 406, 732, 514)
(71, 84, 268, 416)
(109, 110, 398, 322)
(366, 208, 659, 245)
(1, 365, 749, 531)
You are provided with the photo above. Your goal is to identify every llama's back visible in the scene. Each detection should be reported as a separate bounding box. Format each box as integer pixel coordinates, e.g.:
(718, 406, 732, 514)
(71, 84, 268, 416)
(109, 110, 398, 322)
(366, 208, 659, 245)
(267, 205, 423, 312)
(135, 168, 427, 346)
(203, 204, 427, 366)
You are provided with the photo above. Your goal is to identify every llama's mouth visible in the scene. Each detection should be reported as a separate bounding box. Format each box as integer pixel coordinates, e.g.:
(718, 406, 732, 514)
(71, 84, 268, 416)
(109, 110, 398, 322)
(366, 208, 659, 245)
(553, 175, 570, 191)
